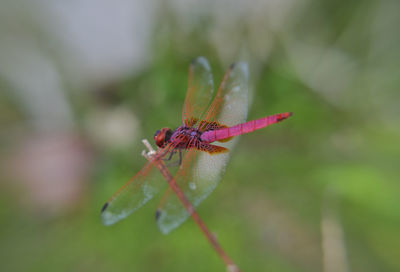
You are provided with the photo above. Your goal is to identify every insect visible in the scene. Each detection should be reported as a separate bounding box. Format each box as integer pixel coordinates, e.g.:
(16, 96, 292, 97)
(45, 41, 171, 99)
(101, 57, 292, 234)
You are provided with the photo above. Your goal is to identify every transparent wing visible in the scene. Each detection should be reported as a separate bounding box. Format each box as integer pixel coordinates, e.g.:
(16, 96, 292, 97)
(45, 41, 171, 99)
(101, 158, 167, 226)
(156, 148, 225, 234)
(156, 62, 250, 234)
(182, 57, 215, 126)
(201, 62, 249, 129)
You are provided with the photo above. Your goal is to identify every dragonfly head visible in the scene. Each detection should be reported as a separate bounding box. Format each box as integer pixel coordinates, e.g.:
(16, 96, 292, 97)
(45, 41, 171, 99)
(154, 128, 173, 147)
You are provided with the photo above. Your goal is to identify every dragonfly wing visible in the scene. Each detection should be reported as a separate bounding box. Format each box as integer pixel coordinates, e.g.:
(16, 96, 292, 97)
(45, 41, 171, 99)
(202, 62, 249, 128)
(156, 147, 231, 234)
(101, 160, 167, 226)
(182, 57, 215, 126)
(156, 62, 250, 234)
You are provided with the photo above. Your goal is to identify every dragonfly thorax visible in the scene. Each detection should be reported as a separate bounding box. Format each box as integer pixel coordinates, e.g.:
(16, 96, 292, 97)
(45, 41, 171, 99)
(168, 126, 204, 148)
(174, 126, 202, 139)
(154, 125, 205, 150)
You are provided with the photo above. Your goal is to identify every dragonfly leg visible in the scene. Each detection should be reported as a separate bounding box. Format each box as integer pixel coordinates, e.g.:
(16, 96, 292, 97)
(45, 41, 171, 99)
(163, 150, 176, 161)
(178, 149, 182, 165)
(164, 150, 183, 167)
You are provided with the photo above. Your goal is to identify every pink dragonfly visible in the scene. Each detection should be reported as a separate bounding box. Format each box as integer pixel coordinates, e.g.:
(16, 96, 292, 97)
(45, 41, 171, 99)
(101, 57, 292, 234)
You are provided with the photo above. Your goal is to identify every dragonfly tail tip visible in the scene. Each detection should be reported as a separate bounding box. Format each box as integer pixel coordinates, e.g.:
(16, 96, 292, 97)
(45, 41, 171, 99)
(101, 202, 109, 213)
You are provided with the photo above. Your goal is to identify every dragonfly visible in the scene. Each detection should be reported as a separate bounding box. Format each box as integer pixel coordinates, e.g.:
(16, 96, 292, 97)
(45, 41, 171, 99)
(101, 57, 292, 234)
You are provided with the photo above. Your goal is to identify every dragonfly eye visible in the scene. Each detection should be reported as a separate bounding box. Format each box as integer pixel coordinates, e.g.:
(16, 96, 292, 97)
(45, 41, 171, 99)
(154, 128, 172, 147)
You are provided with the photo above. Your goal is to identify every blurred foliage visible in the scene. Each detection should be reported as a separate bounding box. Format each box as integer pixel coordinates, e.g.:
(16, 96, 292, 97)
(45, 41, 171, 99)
(1, 1, 400, 272)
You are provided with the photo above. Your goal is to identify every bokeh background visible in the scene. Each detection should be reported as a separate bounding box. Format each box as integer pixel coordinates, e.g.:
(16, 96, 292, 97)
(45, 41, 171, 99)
(1, 0, 399, 271)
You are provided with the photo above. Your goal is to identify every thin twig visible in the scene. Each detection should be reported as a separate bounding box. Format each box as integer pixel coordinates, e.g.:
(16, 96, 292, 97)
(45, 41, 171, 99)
(321, 189, 349, 272)
(142, 139, 240, 272)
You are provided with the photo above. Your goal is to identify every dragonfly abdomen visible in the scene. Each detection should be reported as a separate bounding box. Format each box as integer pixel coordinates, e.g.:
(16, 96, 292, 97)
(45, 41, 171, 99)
(201, 112, 293, 143)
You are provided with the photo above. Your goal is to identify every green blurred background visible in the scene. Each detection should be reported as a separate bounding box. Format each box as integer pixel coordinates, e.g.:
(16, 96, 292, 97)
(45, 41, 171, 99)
(0, 0, 399, 271)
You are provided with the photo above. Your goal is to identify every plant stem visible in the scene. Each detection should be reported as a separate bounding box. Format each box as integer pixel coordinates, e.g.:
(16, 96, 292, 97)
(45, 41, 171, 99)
(142, 139, 240, 272)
